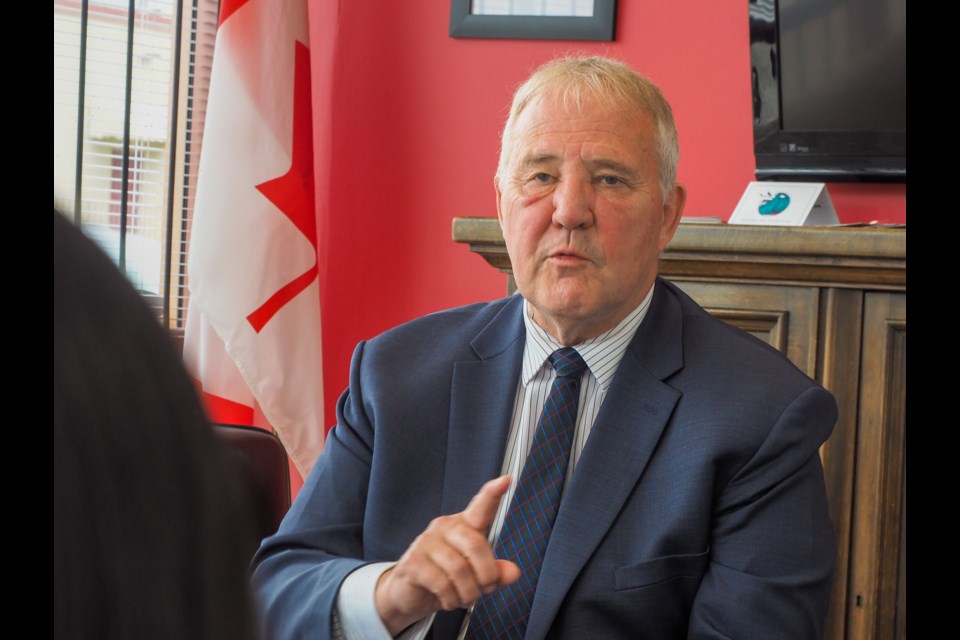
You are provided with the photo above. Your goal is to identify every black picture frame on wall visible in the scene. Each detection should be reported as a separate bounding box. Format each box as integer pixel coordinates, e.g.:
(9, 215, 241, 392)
(449, 1, 617, 41)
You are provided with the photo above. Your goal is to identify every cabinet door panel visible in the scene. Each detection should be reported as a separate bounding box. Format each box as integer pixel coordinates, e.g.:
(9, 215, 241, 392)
(671, 281, 819, 377)
(847, 293, 906, 640)
(817, 289, 864, 640)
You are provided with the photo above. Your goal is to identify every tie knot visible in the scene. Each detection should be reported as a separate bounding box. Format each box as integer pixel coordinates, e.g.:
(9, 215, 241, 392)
(549, 348, 587, 379)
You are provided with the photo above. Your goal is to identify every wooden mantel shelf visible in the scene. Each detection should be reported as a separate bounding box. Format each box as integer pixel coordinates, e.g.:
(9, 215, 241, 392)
(452, 217, 906, 291)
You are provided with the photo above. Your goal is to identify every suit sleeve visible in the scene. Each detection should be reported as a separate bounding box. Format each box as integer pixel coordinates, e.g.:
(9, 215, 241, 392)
(688, 385, 838, 640)
(251, 341, 377, 640)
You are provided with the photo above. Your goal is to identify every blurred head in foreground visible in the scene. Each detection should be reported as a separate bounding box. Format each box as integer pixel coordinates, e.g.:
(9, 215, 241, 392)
(54, 209, 259, 640)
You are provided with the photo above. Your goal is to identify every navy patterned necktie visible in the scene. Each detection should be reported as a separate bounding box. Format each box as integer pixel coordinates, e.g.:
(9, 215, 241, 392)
(465, 347, 587, 640)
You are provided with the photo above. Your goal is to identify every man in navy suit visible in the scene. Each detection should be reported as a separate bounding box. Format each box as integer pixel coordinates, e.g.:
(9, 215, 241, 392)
(252, 56, 837, 639)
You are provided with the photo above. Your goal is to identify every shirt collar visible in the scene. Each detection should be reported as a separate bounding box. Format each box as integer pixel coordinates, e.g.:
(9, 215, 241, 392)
(520, 283, 655, 390)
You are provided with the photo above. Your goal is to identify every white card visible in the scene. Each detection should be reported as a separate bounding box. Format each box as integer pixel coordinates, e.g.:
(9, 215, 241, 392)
(729, 182, 839, 226)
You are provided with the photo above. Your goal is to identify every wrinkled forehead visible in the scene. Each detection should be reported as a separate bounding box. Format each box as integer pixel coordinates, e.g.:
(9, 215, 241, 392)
(506, 94, 655, 162)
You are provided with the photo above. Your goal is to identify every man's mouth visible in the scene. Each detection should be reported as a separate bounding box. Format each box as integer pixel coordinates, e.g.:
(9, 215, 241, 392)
(548, 249, 589, 263)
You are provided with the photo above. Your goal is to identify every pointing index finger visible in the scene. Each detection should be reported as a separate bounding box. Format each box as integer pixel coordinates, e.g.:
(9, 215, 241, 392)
(461, 475, 511, 531)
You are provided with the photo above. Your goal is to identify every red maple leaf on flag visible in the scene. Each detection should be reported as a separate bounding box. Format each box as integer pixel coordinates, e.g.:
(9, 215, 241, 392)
(248, 41, 316, 333)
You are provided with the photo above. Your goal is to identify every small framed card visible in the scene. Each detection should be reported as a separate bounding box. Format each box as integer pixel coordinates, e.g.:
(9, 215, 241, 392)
(729, 182, 839, 226)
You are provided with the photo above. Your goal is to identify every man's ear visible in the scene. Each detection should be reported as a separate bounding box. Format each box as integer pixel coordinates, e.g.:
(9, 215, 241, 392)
(658, 183, 687, 252)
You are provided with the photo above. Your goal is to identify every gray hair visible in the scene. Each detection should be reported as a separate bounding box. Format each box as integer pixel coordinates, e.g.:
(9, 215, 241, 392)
(496, 55, 680, 203)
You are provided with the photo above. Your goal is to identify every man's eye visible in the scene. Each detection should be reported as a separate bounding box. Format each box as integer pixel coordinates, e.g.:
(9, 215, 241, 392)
(532, 173, 554, 183)
(598, 175, 623, 186)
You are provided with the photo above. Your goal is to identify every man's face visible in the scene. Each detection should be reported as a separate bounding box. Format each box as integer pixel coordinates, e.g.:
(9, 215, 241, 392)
(497, 94, 686, 345)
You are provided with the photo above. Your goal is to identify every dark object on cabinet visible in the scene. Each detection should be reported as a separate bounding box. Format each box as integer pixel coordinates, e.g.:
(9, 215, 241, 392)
(452, 218, 906, 640)
(748, 0, 906, 182)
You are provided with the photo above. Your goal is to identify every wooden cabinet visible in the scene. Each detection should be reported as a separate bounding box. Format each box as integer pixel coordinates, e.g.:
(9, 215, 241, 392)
(452, 219, 906, 640)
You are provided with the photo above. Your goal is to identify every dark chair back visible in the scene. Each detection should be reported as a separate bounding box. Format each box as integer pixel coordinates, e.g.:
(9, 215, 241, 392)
(212, 423, 291, 541)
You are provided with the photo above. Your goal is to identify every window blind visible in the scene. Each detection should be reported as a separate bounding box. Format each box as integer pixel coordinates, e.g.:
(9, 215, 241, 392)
(54, 0, 219, 331)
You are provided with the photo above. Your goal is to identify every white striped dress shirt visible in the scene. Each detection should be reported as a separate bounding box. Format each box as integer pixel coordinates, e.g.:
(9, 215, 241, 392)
(337, 286, 655, 640)
(487, 288, 653, 546)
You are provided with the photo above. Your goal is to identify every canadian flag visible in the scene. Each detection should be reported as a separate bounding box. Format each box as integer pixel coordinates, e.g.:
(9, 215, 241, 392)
(183, 0, 324, 478)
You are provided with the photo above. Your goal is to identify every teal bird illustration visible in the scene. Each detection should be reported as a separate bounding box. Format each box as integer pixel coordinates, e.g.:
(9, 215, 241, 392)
(758, 193, 790, 215)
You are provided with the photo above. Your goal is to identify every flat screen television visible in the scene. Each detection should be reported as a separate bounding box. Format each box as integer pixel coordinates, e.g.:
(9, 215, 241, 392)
(749, 0, 906, 182)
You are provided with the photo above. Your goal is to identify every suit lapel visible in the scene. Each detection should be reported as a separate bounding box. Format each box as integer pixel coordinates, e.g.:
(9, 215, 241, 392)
(440, 295, 526, 518)
(433, 297, 526, 640)
(525, 281, 685, 640)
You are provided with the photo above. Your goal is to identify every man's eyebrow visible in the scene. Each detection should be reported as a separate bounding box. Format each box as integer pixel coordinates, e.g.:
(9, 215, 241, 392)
(516, 153, 561, 170)
(585, 158, 641, 178)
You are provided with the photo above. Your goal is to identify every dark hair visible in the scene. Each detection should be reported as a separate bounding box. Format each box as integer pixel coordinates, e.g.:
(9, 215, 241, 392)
(54, 210, 260, 640)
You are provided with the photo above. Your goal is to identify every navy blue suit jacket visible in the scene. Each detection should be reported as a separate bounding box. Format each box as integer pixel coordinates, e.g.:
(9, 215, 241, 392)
(252, 279, 837, 639)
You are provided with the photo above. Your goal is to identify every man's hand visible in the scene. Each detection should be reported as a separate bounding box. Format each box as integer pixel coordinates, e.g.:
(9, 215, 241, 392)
(374, 475, 521, 635)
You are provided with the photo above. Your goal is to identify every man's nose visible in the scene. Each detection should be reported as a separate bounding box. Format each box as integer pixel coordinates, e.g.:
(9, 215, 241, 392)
(552, 177, 595, 229)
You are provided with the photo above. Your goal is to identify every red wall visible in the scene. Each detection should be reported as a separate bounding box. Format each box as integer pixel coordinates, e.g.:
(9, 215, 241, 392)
(308, 2, 907, 441)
